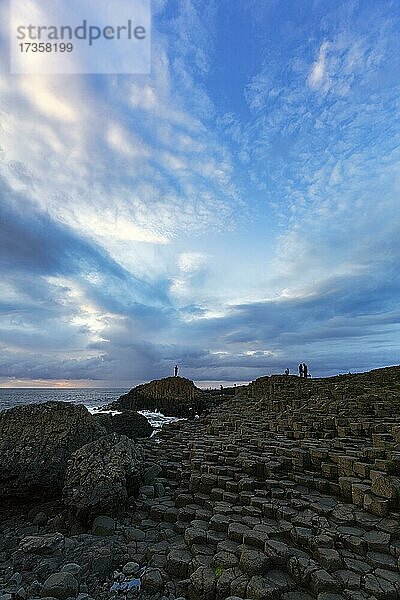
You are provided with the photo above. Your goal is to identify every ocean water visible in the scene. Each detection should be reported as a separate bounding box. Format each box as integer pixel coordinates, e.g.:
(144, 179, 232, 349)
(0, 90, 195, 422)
(0, 388, 183, 431)
(0, 388, 127, 411)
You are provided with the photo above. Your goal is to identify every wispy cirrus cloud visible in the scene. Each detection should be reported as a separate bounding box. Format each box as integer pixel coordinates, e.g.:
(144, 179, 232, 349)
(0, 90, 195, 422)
(308, 41, 330, 89)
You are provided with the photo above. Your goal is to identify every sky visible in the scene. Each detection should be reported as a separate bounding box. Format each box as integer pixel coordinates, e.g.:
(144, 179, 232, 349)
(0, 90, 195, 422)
(1, 0, 400, 388)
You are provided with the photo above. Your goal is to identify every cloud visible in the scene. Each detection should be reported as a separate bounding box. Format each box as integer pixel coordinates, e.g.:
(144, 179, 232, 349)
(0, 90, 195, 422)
(178, 252, 208, 273)
(20, 77, 78, 123)
(1, 0, 400, 385)
(170, 252, 209, 301)
(0, 0, 243, 272)
(106, 122, 149, 158)
(308, 41, 330, 89)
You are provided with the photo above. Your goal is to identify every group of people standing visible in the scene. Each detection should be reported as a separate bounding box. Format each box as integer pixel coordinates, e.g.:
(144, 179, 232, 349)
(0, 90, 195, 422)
(298, 363, 309, 379)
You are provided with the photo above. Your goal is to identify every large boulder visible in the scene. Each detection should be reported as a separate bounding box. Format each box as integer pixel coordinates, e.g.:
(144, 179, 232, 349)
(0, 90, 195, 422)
(106, 376, 206, 417)
(41, 571, 78, 600)
(0, 402, 105, 501)
(63, 433, 145, 521)
(92, 410, 153, 439)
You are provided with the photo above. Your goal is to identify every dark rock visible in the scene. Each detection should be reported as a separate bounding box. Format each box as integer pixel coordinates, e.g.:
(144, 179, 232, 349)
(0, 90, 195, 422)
(247, 575, 281, 599)
(12, 533, 65, 581)
(92, 410, 153, 439)
(143, 464, 163, 484)
(40, 572, 78, 600)
(33, 512, 48, 527)
(189, 566, 217, 599)
(239, 548, 269, 576)
(91, 516, 115, 537)
(166, 548, 193, 578)
(63, 433, 145, 521)
(60, 563, 81, 577)
(141, 567, 165, 592)
(0, 402, 105, 501)
(62, 535, 126, 578)
(122, 561, 140, 576)
(25, 581, 42, 598)
(105, 376, 206, 418)
(125, 527, 145, 542)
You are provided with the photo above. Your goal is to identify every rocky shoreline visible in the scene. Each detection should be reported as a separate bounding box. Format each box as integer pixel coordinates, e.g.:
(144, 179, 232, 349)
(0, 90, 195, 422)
(104, 377, 230, 418)
(1, 367, 400, 600)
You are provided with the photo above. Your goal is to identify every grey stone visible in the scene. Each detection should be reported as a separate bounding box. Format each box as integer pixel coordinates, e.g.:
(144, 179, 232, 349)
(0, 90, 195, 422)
(125, 527, 146, 542)
(7, 572, 22, 586)
(311, 570, 341, 594)
(0, 402, 105, 500)
(63, 433, 145, 520)
(41, 572, 78, 600)
(33, 512, 48, 526)
(166, 549, 192, 578)
(122, 562, 140, 576)
(266, 569, 295, 592)
(335, 569, 361, 590)
(92, 410, 153, 439)
(91, 515, 116, 537)
(247, 575, 280, 599)
(143, 464, 163, 484)
(141, 568, 164, 593)
(314, 548, 343, 571)
(363, 530, 391, 552)
(363, 573, 397, 600)
(184, 527, 207, 547)
(189, 565, 217, 598)
(239, 549, 269, 576)
(139, 485, 155, 498)
(287, 556, 319, 586)
(60, 563, 81, 576)
(106, 376, 205, 418)
(211, 550, 238, 568)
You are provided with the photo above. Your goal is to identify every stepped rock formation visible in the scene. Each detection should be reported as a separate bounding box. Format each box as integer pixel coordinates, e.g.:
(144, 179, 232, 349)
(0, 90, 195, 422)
(107, 376, 207, 417)
(1, 366, 400, 599)
(0, 401, 105, 501)
(128, 365, 400, 600)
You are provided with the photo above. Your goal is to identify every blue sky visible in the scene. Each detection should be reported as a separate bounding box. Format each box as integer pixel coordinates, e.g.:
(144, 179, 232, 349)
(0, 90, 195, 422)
(1, 0, 400, 387)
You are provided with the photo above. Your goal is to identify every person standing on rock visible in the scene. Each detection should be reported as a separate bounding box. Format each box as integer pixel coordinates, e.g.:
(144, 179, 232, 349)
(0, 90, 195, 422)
(303, 363, 308, 379)
(298, 363, 303, 378)
(285, 368, 290, 376)
(174, 365, 179, 377)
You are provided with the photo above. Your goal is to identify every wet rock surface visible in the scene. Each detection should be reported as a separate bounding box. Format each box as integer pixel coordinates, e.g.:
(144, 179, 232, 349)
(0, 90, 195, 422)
(1, 366, 400, 599)
(93, 411, 154, 439)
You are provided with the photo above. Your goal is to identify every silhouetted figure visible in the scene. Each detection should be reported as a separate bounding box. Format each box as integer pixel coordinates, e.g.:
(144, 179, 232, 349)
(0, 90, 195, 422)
(174, 365, 179, 377)
(303, 363, 308, 379)
(285, 368, 289, 376)
(298, 363, 304, 378)
(220, 384, 223, 391)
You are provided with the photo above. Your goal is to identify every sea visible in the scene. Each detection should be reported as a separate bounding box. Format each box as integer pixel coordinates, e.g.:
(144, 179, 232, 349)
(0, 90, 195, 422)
(0, 388, 183, 431)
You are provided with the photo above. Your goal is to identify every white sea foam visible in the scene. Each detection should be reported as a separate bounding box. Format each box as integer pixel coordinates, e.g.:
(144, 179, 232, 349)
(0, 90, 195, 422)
(88, 406, 185, 433)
